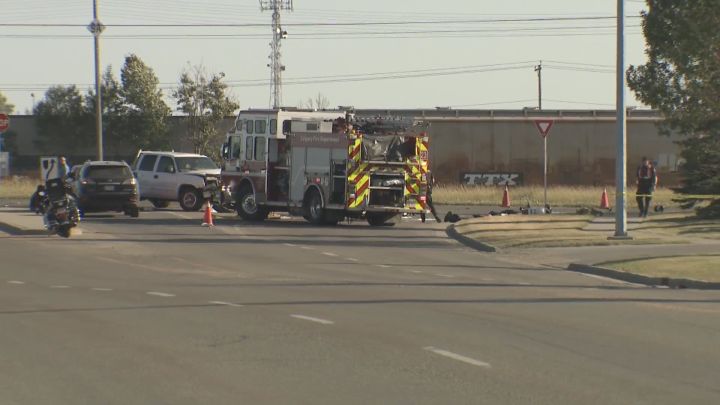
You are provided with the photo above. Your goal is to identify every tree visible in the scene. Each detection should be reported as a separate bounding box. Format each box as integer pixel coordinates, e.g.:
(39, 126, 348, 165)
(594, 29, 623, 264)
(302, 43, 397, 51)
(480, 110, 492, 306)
(303, 92, 330, 110)
(33, 85, 92, 154)
(86, 66, 125, 156)
(627, 0, 720, 216)
(173, 64, 238, 158)
(0, 91, 14, 114)
(119, 54, 172, 150)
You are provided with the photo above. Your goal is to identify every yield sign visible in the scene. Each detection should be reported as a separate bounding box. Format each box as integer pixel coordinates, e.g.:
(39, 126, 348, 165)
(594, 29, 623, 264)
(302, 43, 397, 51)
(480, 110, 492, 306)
(534, 119, 553, 138)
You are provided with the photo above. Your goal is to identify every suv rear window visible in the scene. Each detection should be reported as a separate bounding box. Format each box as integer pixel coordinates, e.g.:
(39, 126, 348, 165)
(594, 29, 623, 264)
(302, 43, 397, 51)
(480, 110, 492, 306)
(138, 155, 158, 171)
(84, 166, 132, 179)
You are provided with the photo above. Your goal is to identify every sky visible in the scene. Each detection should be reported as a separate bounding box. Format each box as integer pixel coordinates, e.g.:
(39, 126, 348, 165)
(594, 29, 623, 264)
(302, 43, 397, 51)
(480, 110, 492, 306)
(0, 0, 649, 114)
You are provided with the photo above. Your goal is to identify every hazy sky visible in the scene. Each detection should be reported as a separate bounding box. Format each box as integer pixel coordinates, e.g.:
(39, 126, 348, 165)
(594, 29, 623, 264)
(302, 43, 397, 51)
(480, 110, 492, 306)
(1, 0, 649, 114)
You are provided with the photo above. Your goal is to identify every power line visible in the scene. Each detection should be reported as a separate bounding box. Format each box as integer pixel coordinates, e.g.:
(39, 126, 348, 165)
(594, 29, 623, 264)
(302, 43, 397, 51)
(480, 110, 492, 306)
(0, 24, 643, 40)
(449, 99, 537, 108)
(0, 14, 642, 28)
(0, 61, 537, 91)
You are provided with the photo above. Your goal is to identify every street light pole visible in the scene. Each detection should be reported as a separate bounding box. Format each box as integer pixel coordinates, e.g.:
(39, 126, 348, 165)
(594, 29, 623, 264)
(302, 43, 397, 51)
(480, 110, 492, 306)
(535, 61, 542, 110)
(613, 0, 629, 238)
(88, 0, 105, 161)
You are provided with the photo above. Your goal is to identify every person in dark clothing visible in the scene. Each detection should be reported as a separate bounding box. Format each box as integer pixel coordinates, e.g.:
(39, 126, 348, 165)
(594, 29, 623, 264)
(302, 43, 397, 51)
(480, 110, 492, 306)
(636, 157, 657, 218)
(29, 184, 46, 214)
(421, 173, 441, 223)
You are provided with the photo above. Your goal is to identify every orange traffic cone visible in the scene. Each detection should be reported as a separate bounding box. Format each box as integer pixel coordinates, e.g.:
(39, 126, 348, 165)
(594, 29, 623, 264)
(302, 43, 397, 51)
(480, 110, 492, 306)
(600, 188, 610, 209)
(202, 201, 214, 227)
(501, 185, 511, 208)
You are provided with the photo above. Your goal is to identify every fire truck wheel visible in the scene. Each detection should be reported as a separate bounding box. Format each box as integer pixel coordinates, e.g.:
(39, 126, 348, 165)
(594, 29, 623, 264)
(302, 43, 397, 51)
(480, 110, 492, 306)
(304, 190, 326, 225)
(237, 186, 268, 221)
(367, 212, 397, 226)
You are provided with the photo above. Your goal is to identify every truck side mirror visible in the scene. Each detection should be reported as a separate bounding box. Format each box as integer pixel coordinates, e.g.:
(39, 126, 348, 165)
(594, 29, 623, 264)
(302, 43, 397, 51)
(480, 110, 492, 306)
(221, 142, 229, 160)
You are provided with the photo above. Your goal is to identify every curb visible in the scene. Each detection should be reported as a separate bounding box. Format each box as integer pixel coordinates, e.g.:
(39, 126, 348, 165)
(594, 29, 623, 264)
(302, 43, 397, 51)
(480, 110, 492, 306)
(567, 263, 720, 290)
(0, 221, 49, 236)
(446, 224, 497, 252)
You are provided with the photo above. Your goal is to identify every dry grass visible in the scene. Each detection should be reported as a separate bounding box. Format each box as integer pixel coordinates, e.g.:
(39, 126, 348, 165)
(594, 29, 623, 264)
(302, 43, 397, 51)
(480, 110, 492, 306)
(453, 212, 718, 249)
(434, 185, 678, 207)
(601, 256, 720, 282)
(0, 176, 40, 199)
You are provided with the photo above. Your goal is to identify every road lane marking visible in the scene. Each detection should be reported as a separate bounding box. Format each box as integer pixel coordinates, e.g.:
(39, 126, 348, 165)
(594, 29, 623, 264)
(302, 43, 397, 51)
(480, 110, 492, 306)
(322, 252, 338, 257)
(290, 314, 334, 325)
(347, 258, 359, 262)
(301, 246, 314, 250)
(424, 346, 491, 368)
(50, 285, 71, 289)
(435, 274, 455, 278)
(283, 243, 297, 247)
(7, 281, 25, 285)
(518, 282, 532, 286)
(376, 264, 391, 268)
(146, 291, 175, 297)
(92, 288, 113, 291)
(209, 301, 244, 307)
(410, 270, 423, 274)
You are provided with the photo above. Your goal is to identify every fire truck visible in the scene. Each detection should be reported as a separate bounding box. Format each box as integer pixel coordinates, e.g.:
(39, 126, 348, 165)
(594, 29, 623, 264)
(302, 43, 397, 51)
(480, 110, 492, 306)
(220, 108, 431, 226)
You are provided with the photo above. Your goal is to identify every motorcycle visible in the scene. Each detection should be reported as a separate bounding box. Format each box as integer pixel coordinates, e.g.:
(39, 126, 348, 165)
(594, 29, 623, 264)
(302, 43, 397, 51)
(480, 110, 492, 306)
(40, 178, 80, 238)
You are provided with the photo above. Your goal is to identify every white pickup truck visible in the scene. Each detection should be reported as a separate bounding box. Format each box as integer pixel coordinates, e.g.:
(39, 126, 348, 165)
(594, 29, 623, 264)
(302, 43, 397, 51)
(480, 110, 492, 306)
(132, 151, 221, 211)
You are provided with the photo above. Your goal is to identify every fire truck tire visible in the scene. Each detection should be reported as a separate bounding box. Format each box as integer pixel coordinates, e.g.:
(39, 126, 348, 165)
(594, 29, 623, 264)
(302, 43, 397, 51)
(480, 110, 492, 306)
(304, 190, 326, 225)
(366, 212, 397, 226)
(236, 186, 268, 221)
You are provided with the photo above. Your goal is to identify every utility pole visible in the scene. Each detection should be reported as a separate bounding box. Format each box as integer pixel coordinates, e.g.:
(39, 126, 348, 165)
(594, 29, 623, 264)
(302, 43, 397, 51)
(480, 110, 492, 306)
(259, 0, 293, 109)
(535, 61, 542, 110)
(613, 0, 630, 239)
(88, 0, 105, 160)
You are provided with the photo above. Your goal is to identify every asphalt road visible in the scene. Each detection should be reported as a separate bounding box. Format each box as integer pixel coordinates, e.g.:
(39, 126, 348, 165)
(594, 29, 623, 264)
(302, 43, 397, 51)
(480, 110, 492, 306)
(1, 209, 719, 405)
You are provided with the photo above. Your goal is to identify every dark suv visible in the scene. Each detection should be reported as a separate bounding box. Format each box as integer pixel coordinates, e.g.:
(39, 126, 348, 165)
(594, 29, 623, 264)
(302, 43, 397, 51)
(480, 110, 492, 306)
(70, 161, 140, 217)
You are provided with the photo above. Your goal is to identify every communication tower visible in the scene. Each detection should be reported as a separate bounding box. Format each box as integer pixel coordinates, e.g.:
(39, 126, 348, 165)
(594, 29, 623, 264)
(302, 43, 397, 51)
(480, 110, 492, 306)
(259, 0, 293, 109)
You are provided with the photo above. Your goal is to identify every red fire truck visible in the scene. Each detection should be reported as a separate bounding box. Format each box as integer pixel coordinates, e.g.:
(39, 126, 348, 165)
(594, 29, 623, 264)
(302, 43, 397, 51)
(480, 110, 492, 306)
(220, 109, 431, 226)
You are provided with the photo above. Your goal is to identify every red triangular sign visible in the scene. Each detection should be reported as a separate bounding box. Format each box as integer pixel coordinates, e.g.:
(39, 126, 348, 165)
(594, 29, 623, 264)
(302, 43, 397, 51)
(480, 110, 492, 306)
(535, 120, 554, 138)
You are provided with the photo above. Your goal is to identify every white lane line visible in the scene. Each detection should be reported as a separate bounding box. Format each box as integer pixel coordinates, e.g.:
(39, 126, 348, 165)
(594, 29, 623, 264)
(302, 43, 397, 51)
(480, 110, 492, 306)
(283, 243, 297, 247)
(146, 291, 175, 297)
(376, 264, 391, 268)
(410, 270, 423, 274)
(347, 258, 359, 262)
(7, 280, 25, 285)
(50, 285, 71, 289)
(322, 252, 338, 257)
(518, 282, 532, 286)
(209, 301, 244, 307)
(435, 274, 455, 278)
(92, 288, 113, 291)
(301, 246, 314, 250)
(290, 314, 334, 325)
(424, 346, 491, 368)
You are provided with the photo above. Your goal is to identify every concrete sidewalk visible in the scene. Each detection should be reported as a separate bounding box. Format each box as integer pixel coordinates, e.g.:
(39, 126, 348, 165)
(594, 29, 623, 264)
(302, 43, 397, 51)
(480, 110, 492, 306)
(0, 208, 49, 235)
